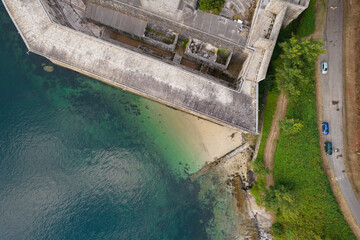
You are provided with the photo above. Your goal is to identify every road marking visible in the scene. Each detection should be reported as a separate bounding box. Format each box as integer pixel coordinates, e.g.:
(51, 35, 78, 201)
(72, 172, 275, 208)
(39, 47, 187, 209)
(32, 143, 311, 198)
(335, 174, 347, 181)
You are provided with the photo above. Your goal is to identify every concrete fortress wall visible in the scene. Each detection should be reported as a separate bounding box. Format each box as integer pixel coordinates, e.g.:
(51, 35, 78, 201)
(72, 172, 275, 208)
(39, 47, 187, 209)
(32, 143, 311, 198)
(2, 0, 258, 133)
(257, 4, 287, 81)
(2, 0, 309, 133)
(243, 0, 309, 83)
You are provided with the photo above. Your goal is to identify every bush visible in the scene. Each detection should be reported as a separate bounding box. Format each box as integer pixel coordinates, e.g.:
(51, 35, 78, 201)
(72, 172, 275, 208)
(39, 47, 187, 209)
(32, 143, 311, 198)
(261, 185, 299, 218)
(198, 0, 225, 15)
(271, 223, 284, 237)
(279, 118, 303, 135)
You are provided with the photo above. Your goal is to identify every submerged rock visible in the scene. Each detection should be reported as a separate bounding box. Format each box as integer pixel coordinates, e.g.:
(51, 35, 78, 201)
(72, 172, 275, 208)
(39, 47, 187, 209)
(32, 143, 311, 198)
(43, 65, 54, 72)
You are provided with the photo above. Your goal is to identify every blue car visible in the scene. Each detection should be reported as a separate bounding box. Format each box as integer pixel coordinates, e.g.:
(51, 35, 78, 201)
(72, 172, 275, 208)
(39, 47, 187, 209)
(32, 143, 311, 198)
(322, 122, 329, 135)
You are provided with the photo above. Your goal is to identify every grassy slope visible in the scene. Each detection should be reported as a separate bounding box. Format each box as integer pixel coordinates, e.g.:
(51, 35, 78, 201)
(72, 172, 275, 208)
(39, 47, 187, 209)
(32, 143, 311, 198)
(274, 89, 355, 239)
(296, 0, 316, 38)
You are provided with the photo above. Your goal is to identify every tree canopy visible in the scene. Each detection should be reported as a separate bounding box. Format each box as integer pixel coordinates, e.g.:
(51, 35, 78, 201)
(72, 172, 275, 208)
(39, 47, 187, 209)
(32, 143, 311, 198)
(275, 36, 325, 99)
(198, 0, 225, 15)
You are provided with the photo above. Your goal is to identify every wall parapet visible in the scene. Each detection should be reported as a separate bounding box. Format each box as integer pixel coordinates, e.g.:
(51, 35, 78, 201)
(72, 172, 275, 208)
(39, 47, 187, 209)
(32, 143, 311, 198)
(2, 0, 309, 133)
(1, 0, 258, 133)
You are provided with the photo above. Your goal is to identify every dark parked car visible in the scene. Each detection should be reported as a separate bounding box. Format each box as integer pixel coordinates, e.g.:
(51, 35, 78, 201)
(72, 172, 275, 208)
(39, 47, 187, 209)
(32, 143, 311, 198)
(324, 141, 333, 155)
(322, 122, 329, 135)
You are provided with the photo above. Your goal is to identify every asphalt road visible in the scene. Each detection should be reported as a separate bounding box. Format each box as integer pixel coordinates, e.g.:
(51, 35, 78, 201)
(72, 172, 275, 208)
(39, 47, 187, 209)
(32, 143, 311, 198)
(321, 0, 360, 226)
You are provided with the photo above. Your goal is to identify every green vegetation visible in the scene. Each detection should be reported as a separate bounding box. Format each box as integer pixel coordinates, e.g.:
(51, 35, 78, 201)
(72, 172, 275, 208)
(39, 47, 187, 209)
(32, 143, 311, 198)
(251, 90, 279, 201)
(262, 185, 298, 219)
(265, 82, 355, 239)
(198, 0, 225, 15)
(145, 27, 175, 44)
(216, 48, 229, 64)
(216, 48, 228, 54)
(297, 0, 316, 37)
(279, 118, 303, 135)
(276, 37, 325, 99)
(259, 37, 354, 239)
(146, 27, 165, 36)
(252, 1, 356, 238)
(184, 36, 191, 49)
(275, 0, 317, 44)
(133, 36, 142, 41)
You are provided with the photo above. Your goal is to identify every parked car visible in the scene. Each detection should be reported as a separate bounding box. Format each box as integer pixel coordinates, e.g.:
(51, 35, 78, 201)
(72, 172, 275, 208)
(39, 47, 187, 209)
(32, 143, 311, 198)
(321, 61, 328, 74)
(324, 141, 333, 155)
(322, 122, 329, 135)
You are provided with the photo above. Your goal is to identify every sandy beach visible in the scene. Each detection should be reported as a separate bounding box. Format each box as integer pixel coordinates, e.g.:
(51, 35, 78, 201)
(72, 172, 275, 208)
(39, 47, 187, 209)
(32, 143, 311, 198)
(145, 99, 246, 166)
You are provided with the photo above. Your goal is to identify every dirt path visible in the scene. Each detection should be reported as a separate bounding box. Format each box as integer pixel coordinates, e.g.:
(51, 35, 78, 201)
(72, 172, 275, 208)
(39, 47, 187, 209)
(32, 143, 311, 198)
(264, 91, 288, 188)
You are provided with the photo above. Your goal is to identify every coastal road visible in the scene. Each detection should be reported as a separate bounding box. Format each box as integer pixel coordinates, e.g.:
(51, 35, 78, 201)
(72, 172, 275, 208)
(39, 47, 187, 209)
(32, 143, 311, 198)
(320, 0, 360, 226)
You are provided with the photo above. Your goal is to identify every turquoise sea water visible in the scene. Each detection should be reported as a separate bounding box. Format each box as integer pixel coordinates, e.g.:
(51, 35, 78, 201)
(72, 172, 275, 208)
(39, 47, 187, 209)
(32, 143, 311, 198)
(0, 6, 218, 239)
(0, 4, 243, 239)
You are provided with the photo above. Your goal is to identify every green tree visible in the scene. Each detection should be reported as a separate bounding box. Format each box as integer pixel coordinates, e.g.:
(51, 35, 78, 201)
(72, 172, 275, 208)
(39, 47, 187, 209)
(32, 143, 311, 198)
(275, 36, 325, 99)
(198, 0, 225, 15)
(279, 118, 303, 135)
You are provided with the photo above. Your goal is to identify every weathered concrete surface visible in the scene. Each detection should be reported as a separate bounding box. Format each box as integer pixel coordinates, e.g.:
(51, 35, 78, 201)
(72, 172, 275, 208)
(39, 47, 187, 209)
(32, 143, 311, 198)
(91, 0, 247, 50)
(85, 2, 147, 37)
(2, 0, 258, 133)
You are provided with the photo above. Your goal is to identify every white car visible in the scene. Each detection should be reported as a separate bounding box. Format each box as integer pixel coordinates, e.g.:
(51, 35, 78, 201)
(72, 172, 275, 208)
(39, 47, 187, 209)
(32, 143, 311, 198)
(321, 61, 328, 74)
